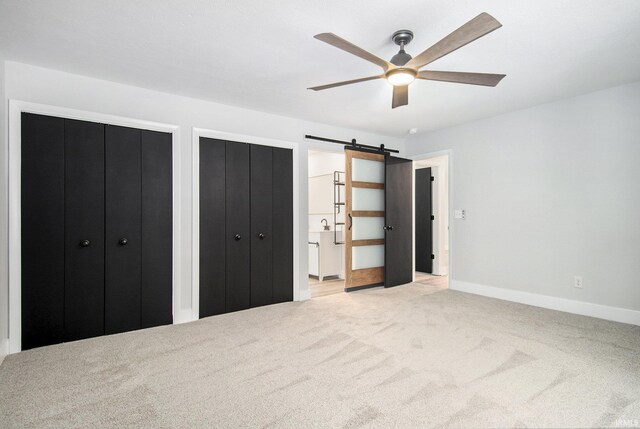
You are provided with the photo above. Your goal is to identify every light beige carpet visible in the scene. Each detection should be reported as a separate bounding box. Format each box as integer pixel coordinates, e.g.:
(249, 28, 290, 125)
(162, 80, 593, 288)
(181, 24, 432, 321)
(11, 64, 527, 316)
(1, 282, 639, 428)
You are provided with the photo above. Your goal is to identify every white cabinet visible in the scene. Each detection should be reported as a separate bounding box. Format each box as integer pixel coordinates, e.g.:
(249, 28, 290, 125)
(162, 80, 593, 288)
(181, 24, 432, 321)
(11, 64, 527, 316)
(308, 231, 343, 281)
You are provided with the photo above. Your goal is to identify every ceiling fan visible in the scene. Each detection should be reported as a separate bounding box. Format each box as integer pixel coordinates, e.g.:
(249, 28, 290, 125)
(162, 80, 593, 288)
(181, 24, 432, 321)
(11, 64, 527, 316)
(308, 12, 506, 108)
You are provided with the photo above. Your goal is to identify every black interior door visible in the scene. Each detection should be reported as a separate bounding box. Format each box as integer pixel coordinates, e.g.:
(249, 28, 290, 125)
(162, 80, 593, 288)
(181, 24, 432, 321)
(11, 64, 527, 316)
(105, 125, 142, 334)
(272, 147, 294, 303)
(415, 168, 433, 273)
(199, 138, 227, 317)
(250, 145, 273, 307)
(64, 118, 105, 342)
(21, 113, 65, 350)
(384, 156, 413, 287)
(225, 141, 251, 312)
(141, 130, 173, 328)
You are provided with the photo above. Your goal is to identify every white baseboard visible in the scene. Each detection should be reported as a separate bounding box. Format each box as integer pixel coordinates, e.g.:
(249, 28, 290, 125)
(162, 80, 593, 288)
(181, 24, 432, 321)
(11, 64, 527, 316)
(450, 280, 640, 326)
(0, 338, 9, 362)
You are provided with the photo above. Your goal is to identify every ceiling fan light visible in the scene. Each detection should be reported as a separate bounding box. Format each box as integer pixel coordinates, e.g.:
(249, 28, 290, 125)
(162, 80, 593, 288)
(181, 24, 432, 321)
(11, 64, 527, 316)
(386, 69, 416, 86)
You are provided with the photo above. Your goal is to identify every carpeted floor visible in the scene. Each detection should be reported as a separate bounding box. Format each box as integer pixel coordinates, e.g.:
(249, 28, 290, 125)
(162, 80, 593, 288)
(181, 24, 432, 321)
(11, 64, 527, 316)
(1, 281, 639, 428)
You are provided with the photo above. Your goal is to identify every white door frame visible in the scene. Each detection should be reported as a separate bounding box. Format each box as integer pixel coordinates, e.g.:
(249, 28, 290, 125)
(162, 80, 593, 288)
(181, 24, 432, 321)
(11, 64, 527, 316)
(7, 100, 181, 354)
(410, 149, 453, 287)
(191, 127, 300, 321)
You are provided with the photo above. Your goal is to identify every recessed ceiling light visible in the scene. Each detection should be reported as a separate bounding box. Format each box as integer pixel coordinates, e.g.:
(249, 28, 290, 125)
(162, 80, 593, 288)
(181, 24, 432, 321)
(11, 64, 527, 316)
(408, 128, 418, 135)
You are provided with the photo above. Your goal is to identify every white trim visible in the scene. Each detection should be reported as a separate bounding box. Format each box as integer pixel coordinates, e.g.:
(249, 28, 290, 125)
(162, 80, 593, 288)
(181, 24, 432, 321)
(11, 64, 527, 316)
(8, 100, 182, 354)
(191, 127, 301, 321)
(451, 280, 640, 326)
(410, 149, 453, 287)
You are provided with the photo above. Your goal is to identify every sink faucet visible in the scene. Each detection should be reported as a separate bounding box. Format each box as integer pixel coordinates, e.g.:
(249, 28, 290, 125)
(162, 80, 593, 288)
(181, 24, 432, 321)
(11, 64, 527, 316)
(321, 219, 330, 231)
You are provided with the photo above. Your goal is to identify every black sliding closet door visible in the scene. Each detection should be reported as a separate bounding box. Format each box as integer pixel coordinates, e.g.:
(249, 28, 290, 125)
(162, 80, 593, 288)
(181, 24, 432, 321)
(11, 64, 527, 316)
(21, 114, 65, 350)
(22, 113, 173, 350)
(384, 155, 413, 288)
(105, 125, 142, 335)
(199, 138, 226, 317)
(225, 141, 251, 312)
(199, 138, 293, 317)
(141, 130, 173, 328)
(272, 147, 294, 303)
(64, 119, 106, 342)
(250, 145, 273, 307)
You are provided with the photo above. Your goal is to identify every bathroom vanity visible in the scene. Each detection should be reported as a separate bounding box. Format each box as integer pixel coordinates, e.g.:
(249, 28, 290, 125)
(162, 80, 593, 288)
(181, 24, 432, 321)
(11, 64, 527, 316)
(308, 231, 343, 281)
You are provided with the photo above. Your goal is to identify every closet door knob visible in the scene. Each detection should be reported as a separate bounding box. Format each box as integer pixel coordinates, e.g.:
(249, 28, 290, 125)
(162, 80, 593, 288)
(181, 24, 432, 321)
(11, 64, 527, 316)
(119, 238, 128, 246)
(258, 233, 265, 240)
(79, 239, 91, 248)
(234, 234, 242, 241)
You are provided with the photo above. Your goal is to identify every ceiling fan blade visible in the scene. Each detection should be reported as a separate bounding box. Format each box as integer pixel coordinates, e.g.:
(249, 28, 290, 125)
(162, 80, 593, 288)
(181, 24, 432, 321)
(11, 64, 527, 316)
(308, 75, 383, 91)
(314, 33, 393, 71)
(392, 85, 408, 109)
(405, 13, 502, 69)
(418, 71, 506, 86)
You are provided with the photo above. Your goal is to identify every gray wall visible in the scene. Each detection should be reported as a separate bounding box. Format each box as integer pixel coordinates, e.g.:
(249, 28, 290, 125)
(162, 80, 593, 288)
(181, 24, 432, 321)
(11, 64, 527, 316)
(0, 57, 6, 353)
(406, 81, 640, 311)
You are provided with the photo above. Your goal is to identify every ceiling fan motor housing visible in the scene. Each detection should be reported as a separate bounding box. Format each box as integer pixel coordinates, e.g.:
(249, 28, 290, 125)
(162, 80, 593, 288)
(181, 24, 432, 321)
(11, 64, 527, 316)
(390, 30, 414, 66)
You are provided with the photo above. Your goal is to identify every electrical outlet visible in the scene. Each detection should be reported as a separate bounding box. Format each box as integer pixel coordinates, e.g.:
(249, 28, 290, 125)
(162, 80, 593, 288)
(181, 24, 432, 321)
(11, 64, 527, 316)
(574, 276, 583, 289)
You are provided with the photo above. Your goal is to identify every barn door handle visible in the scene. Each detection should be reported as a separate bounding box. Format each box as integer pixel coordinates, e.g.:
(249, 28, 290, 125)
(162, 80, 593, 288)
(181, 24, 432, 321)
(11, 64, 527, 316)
(119, 238, 128, 246)
(79, 239, 91, 248)
(348, 213, 353, 230)
(234, 234, 242, 241)
(258, 233, 265, 240)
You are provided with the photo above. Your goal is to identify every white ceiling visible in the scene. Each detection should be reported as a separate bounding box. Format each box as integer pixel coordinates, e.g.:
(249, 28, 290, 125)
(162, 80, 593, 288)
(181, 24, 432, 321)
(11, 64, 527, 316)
(1, 0, 639, 137)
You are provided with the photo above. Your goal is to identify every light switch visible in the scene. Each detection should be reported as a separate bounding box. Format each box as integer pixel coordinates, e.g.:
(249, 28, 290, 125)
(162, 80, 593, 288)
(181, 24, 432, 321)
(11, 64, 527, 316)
(453, 209, 465, 220)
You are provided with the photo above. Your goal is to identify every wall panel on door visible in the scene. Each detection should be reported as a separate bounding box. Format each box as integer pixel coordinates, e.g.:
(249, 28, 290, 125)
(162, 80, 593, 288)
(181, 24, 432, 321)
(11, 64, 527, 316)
(272, 147, 294, 303)
(344, 149, 386, 291)
(225, 141, 251, 312)
(250, 145, 273, 307)
(64, 119, 105, 342)
(105, 125, 142, 335)
(21, 113, 65, 350)
(141, 130, 173, 328)
(199, 138, 227, 317)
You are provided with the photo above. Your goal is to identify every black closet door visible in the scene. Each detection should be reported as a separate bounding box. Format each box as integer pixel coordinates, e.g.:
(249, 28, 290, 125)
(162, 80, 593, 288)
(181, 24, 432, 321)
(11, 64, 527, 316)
(415, 168, 433, 273)
(250, 145, 273, 307)
(64, 119, 105, 342)
(105, 125, 142, 334)
(199, 138, 226, 317)
(385, 155, 413, 287)
(21, 113, 65, 350)
(225, 142, 251, 312)
(272, 147, 293, 303)
(141, 130, 173, 328)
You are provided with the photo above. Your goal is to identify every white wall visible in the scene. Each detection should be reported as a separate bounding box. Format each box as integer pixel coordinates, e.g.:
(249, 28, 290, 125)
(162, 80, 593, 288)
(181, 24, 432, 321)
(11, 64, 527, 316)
(308, 151, 346, 231)
(308, 151, 345, 177)
(405, 81, 640, 317)
(1, 61, 404, 353)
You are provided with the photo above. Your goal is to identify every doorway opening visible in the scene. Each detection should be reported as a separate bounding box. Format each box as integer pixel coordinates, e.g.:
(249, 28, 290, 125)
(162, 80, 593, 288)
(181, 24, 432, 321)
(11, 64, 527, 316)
(413, 153, 450, 290)
(308, 149, 346, 298)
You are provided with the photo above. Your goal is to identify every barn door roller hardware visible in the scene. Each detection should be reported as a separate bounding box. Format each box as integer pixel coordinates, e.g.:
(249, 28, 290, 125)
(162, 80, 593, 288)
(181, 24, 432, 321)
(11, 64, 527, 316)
(304, 134, 399, 154)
